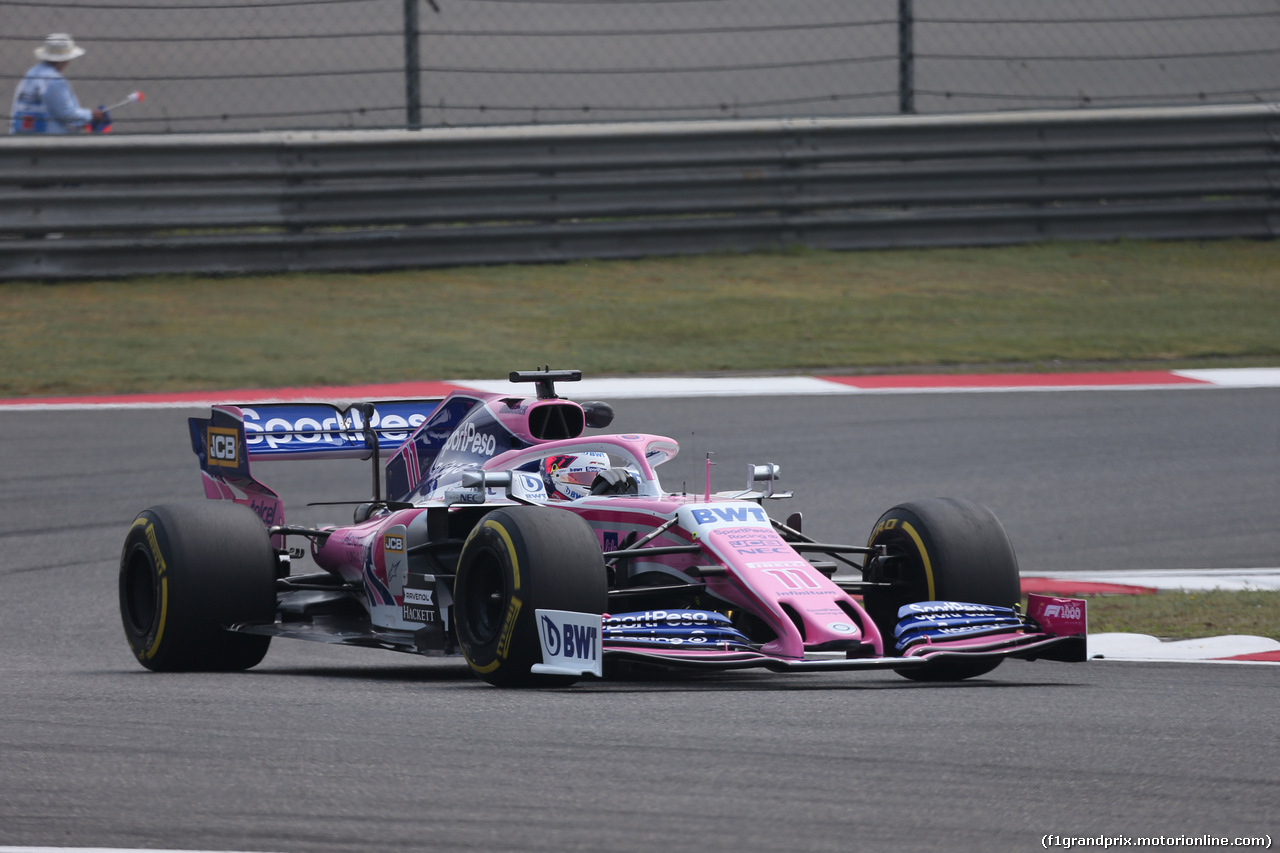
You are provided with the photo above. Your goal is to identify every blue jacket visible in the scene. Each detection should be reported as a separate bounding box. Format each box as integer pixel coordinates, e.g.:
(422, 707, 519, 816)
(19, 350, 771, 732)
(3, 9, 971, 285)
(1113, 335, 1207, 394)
(10, 63, 92, 134)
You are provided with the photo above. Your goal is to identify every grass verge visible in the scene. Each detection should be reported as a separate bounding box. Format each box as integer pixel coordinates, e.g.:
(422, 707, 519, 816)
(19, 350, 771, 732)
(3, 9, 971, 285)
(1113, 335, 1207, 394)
(2, 238, 1278, 397)
(1054, 590, 1280, 642)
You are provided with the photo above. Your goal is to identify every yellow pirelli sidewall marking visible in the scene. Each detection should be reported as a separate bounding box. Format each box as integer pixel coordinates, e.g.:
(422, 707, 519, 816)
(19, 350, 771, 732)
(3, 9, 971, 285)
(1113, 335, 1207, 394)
(900, 521, 936, 601)
(462, 517, 524, 671)
(134, 518, 170, 661)
(146, 578, 169, 661)
(464, 650, 502, 674)
(486, 518, 523, 660)
(125, 518, 148, 655)
(486, 519, 521, 592)
(868, 517, 898, 543)
(458, 523, 496, 672)
(496, 596, 523, 661)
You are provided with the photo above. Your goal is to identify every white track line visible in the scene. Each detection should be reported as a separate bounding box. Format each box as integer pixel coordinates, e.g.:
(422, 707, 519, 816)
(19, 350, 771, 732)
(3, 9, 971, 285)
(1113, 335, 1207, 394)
(1173, 367, 1280, 386)
(0, 849, 280, 853)
(1088, 633, 1280, 664)
(1, 367, 1278, 410)
(1026, 568, 1280, 592)
(1024, 568, 1280, 664)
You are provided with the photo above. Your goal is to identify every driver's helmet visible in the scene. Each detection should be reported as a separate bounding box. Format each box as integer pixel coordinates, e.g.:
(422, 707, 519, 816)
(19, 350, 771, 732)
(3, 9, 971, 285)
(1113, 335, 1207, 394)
(542, 452, 610, 501)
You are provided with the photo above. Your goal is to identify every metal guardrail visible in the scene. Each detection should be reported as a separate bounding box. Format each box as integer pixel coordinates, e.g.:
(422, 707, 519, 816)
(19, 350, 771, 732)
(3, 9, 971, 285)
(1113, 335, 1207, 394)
(1, 103, 1276, 280)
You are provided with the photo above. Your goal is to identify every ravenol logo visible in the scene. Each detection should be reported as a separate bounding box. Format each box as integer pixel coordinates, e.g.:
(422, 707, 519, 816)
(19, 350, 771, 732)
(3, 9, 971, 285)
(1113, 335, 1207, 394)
(207, 427, 239, 468)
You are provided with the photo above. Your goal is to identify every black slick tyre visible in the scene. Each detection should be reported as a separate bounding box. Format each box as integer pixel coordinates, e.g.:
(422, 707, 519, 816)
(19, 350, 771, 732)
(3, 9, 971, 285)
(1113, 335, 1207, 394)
(862, 498, 1021, 682)
(119, 502, 276, 672)
(453, 506, 607, 687)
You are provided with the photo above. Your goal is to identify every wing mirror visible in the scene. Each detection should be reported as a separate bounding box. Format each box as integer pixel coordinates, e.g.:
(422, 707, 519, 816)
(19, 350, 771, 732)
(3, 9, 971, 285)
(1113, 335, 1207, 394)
(444, 470, 515, 506)
(742, 463, 790, 500)
(581, 401, 615, 429)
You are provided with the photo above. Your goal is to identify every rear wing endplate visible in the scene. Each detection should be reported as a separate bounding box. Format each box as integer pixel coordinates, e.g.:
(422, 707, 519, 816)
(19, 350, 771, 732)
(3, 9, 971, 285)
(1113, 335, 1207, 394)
(188, 400, 441, 533)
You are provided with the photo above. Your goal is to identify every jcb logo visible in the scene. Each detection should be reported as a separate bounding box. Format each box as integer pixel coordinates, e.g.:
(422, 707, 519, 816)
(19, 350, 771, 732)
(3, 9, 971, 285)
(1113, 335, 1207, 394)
(384, 535, 405, 552)
(207, 427, 239, 467)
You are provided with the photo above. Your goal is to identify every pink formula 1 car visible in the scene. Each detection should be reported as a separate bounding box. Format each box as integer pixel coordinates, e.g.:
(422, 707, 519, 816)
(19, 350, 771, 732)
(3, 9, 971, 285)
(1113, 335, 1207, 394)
(119, 369, 1086, 686)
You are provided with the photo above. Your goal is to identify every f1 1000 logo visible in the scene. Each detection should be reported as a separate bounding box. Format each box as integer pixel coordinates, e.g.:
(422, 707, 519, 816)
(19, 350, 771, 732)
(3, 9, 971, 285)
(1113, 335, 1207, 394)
(1043, 603, 1083, 621)
(206, 427, 239, 467)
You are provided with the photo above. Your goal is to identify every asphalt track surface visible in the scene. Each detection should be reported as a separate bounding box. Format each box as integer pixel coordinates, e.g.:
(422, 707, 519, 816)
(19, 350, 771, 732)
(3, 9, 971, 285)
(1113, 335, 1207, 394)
(1, 388, 1278, 852)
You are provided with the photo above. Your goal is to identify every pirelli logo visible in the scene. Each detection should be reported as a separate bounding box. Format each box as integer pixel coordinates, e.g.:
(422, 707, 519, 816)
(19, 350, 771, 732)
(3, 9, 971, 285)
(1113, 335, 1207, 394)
(207, 426, 240, 468)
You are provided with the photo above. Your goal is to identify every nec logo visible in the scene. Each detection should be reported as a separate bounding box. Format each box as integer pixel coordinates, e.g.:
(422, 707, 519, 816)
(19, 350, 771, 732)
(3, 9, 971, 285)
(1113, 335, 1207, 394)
(207, 427, 239, 467)
(383, 535, 405, 552)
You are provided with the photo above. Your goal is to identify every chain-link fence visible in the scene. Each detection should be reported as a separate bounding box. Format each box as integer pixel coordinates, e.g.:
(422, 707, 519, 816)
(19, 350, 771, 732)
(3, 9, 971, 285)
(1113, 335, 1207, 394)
(5, 0, 1279, 134)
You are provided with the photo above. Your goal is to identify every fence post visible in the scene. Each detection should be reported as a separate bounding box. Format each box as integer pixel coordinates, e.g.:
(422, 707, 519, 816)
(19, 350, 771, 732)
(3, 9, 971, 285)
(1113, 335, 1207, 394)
(898, 0, 915, 115)
(404, 0, 421, 129)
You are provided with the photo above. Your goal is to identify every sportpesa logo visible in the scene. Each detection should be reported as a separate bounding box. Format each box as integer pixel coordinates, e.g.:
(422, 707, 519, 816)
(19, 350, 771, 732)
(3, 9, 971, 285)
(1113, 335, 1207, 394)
(241, 406, 430, 450)
(443, 422, 498, 457)
(604, 610, 718, 629)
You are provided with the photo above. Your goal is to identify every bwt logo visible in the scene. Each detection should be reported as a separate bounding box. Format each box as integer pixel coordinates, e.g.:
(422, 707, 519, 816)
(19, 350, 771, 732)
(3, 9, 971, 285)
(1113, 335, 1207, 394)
(690, 506, 767, 525)
(540, 615, 598, 660)
(207, 427, 239, 467)
(383, 535, 405, 552)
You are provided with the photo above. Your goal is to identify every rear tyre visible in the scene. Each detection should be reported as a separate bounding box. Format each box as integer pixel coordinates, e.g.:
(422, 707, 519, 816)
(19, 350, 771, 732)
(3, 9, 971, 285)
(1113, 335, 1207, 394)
(862, 498, 1020, 682)
(454, 507, 607, 687)
(119, 502, 276, 672)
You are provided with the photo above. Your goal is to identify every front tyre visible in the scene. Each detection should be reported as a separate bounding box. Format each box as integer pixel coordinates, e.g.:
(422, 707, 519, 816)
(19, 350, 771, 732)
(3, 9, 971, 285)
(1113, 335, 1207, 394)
(454, 507, 607, 687)
(119, 502, 276, 672)
(862, 498, 1021, 682)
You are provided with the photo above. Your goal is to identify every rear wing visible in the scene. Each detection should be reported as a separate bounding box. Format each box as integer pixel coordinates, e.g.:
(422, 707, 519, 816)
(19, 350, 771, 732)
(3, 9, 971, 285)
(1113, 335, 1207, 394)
(190, 401, 442, 463)
(188, 400, 442, 533)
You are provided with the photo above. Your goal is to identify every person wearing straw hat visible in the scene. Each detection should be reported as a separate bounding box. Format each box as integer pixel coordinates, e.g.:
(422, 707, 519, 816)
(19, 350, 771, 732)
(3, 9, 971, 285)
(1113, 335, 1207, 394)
(10, 34, 105, 134)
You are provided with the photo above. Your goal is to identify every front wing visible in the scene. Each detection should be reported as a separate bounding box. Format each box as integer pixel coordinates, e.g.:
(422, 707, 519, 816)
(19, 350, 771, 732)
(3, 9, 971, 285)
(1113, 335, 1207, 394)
(602, 631, 1085, 673)
(537, 594, 1087, 677)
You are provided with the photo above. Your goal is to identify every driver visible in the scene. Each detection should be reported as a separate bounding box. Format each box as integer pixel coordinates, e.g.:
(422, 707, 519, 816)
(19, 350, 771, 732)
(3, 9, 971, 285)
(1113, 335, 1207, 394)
(542, 452, 639, 500)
